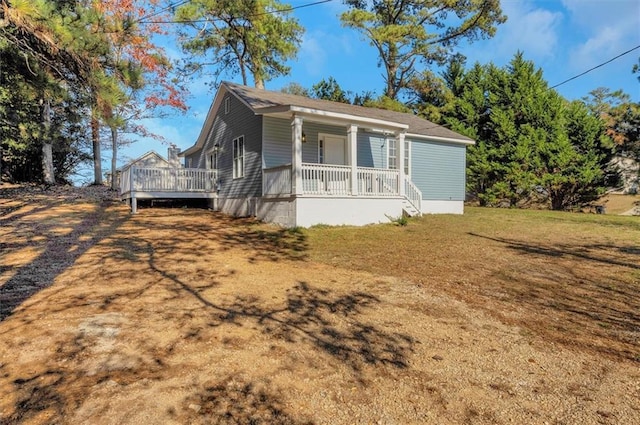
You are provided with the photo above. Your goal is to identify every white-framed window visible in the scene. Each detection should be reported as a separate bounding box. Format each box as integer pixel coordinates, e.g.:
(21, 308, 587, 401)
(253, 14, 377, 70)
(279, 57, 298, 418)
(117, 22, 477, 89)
(404, 139, 411, 176)
(224, 97, 230, 114)
(387, 138, 410, 174)
(387, 138, 397, 169)
(233, 135, 245, 178)
(186, 158, 192, 168)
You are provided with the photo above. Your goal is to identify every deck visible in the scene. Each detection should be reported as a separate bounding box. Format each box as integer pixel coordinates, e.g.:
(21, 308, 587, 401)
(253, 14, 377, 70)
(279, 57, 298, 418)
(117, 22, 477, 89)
(120, 163, 421, 215)
(120, 167, 218, 212)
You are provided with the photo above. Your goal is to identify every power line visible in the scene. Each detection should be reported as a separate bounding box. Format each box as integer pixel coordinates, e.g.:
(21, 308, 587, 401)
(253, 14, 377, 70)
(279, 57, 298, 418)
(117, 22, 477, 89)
(550, 44, 640, 89)
(137, 0, 192, 23)
(139, 0, 336, 25)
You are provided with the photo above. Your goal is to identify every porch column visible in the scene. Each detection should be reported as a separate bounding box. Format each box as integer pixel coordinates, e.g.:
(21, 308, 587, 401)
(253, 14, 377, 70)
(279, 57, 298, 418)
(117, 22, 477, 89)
(347, 124, 358, 195)
(291, 114, 303, 195)
(397, 131, 406, 196)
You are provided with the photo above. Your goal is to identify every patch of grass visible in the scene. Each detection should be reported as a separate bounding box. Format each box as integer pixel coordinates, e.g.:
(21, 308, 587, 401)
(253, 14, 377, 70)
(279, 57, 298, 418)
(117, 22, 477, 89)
(385, 214, 409, 226)
(306, 206, 640, 363)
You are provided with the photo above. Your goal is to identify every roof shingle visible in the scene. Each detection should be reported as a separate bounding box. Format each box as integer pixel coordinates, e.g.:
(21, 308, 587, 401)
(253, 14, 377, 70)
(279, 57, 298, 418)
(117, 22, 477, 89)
(224, 81, 474, 143)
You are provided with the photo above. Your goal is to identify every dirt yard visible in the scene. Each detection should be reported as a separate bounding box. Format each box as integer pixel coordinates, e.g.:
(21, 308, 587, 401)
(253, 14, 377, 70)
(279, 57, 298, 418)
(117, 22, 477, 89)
(1, 185, 639, 424)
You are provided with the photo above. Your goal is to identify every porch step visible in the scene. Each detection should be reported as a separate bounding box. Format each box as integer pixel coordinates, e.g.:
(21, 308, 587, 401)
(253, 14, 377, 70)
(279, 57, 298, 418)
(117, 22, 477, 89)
(401, 200, 421, 217)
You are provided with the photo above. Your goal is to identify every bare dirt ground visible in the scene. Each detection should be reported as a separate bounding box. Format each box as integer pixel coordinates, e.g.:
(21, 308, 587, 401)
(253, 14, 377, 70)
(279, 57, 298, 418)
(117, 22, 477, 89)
(1, 185, 639, 424)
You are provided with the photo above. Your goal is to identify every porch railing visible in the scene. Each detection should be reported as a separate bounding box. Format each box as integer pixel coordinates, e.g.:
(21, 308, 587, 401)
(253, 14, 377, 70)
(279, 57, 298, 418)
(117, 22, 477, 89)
(301, 163, 351, 195)
(404, 176, 422, 212)
(263, 164, 292, 196)
(120, 166, 217, 195)
(357, 167, 399, 197)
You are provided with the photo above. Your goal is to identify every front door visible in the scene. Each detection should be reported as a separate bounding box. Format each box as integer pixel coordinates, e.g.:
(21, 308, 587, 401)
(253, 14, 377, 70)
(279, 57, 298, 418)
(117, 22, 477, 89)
(323, 134, 346, 165)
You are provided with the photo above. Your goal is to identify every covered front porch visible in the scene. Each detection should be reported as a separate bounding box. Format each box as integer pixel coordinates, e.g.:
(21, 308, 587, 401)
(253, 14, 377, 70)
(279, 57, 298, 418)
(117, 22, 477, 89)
(259, 112, 422, 218)
(263, 162, 421, 214)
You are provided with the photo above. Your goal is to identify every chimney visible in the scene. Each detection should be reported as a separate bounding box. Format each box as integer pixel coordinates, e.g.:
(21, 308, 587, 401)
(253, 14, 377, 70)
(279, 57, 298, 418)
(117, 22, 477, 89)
(168, 144, 181, 168)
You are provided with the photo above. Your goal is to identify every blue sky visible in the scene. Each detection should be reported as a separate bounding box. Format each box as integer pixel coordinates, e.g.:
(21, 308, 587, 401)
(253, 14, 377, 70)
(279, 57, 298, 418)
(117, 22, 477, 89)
(80, 0, 640, 183)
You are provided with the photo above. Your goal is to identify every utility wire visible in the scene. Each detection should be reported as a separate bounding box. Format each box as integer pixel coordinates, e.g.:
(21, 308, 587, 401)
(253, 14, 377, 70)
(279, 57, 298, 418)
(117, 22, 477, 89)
(139, 0, 336, 24)
(550, 44, 640, 89)
(137, 0, 192, 23)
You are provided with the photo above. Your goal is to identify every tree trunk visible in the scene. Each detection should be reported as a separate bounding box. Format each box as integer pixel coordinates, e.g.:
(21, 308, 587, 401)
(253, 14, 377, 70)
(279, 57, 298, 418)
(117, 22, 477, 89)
(41, 97, 55, 185)
(254, 76, 264, 89)
(91, 113, 102, 185)
(110, 125, 118, 191)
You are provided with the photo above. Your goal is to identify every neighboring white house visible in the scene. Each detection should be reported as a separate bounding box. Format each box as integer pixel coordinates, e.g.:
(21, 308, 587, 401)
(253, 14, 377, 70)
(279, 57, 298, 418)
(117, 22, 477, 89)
(110, 147, 181, 188)
(121, 82, 475, 227)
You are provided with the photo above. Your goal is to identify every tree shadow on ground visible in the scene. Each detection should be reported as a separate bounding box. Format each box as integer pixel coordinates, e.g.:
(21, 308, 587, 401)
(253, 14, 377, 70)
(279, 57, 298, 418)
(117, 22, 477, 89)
(146, 231, 416, 371)
(180, 376, 314, 425)
(0, 199, 129, 321)
(468, 232, 640, 362)
(128, 209, 308, 262)
(2, 209, 416, 423)
(469, 233, 640, 270)
(204, 214, 308, 262)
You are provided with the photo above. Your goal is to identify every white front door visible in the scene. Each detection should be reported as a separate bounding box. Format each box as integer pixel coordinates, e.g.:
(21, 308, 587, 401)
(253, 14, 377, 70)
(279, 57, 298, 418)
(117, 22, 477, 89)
(323, 134, 346, 165)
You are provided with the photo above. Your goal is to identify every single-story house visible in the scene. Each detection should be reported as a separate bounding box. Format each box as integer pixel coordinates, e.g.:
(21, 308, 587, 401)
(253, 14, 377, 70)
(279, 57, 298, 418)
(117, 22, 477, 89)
(121, 82, 475, 227)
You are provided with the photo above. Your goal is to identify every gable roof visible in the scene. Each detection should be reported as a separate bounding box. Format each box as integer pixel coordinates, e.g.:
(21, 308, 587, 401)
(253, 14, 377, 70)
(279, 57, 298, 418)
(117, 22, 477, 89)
(119, 151, 168, 171)
(225, 81, 473, 143)
(182, 82, 473, 156)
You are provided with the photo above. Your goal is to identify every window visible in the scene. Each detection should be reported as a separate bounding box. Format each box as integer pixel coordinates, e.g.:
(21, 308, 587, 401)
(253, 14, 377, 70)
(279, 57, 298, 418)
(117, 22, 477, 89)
(186, 158, 192, 168)
(404, 139, 411, 176)
(224, 97, 230, 114)
(388, 138, 410, 174)
(233, 136, 245, 178)
(318, 139, 324, 163)
(387, 138, 397, 169)
(206, 150, 218, 170)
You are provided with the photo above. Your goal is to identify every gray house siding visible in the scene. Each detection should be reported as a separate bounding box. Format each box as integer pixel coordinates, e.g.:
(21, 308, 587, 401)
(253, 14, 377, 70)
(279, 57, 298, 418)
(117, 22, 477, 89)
(357, 132, 386, 168)
(263, 117, 353, 166)
(188, 93, 263, 198)
(410, 140, 466, 201)
(263, 117, 291, 168)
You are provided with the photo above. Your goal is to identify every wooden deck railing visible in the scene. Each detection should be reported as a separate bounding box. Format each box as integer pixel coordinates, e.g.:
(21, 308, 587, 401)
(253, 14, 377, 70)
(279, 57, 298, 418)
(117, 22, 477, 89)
(120, 166, 217, 195)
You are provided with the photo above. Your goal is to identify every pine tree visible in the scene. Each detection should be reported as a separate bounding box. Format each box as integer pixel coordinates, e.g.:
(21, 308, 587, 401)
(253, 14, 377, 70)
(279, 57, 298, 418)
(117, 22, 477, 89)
(176, 0, 303, 88)
(341, 0, 505, 100)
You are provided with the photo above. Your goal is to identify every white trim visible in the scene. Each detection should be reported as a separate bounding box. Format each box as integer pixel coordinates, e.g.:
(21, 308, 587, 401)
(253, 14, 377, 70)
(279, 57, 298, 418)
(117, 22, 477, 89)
(404, 138, 411, 177)
(232, 135, 245, 179)
(406, 133, 475, 145)
(292, 115, 303, 195)
(180, 86, 230, 157)
(387, 137, 397, 170)
(258, 105, 409, 132)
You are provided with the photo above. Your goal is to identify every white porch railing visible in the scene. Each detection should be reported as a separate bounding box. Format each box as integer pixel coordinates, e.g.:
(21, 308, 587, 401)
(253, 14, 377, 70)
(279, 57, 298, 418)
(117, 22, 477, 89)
(357, 167, 399, 197)
(120, 166, 217, 195)
(301, 163, 351, 195)
(263, 164, 292, 196)
(404, 176, 422, 213)
(271, 163, 422, 213)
